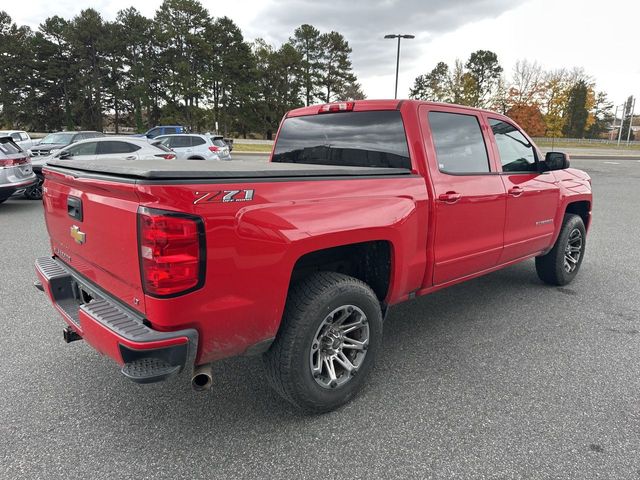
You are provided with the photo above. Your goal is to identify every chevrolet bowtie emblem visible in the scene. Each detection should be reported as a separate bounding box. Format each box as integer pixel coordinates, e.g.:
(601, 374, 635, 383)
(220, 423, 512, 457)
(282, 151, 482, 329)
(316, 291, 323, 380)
(70, 225, 86, 245)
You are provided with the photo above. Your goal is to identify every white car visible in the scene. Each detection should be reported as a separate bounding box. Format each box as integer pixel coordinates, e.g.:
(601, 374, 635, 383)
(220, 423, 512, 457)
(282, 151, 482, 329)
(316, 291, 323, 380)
(36, 137, 176, 166)
(0, 130, 34, 151)
(154, 134, 230, 161)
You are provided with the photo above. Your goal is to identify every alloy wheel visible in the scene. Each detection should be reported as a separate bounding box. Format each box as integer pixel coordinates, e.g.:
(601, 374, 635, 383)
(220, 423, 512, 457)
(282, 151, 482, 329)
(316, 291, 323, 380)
(564, 228, 583, 273)
(309, 305, 369, 389)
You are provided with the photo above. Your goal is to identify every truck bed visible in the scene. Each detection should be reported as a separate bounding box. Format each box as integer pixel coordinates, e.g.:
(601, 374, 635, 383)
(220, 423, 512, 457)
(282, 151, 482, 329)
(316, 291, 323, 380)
(45, 159, 411, 180)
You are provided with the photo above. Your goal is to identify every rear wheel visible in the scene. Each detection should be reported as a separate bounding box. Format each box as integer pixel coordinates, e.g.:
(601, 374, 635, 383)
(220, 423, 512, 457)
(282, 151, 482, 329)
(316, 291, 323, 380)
(263, 272, 383, 413)
(535, 214, 586, 285)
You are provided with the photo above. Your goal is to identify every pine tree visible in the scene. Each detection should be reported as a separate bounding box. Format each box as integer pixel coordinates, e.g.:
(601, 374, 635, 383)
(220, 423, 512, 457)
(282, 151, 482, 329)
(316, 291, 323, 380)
(290, 24, 322, 106)
(562, 79, 589, 138)
(317, 31, 356, 103)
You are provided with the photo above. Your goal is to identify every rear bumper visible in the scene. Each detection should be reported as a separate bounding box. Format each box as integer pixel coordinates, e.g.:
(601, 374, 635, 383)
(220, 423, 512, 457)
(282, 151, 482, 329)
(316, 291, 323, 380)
(0, 175, 37, 197)
(35, 256, 198, 384)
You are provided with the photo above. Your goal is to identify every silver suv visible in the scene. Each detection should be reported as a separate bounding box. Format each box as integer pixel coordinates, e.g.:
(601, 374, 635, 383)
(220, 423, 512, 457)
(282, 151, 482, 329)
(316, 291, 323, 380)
(154, 134, 231, 161)
(0, 136, 36, 204)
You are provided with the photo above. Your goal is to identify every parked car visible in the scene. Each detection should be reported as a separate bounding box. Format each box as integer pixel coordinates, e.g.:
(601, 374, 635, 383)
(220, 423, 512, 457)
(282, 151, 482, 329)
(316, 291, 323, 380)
(0, 130, 34, 151)
(136, 125, 188, 140)
(49, 137, 176, 162)
(34, 100, 592, 413)
(25, 137, 175, 200)
(154, 134, 229, 160)
(0, 136, 36, 204)
(29, 131, 104, 157)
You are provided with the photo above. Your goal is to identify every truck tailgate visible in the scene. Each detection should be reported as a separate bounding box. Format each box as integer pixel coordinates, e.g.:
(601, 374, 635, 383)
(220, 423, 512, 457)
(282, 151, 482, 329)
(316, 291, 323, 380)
(42, 168, 145, 313)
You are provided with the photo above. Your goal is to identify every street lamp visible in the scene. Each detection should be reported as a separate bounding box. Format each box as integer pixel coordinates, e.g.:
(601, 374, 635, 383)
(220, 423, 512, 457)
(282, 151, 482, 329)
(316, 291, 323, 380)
(384, 34, 415, 99)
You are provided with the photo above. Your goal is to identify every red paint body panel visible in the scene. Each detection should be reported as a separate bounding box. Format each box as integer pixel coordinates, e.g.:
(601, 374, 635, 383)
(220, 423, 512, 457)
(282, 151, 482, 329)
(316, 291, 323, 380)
(39, 99, 592, 371)
(42, 169, 146, 313)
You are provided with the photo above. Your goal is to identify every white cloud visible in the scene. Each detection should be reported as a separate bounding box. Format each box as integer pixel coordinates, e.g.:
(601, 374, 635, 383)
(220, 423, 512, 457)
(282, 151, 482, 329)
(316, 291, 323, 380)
(4, 0, 639, 105)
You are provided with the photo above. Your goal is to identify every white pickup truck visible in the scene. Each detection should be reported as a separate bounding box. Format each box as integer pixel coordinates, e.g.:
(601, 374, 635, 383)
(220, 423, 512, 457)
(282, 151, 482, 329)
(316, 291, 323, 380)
(0, 130, 35, 151)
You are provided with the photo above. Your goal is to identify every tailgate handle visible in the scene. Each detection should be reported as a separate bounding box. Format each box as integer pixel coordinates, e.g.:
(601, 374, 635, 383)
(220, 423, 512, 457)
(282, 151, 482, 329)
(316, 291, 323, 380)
(67, 196, 83, 221)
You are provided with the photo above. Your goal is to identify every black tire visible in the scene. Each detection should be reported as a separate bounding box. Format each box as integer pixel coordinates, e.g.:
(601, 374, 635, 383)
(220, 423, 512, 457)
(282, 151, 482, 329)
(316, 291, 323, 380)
(23, 176, 43, 200)
(263, 272, 383, 413)
(535, 214, 586, 286)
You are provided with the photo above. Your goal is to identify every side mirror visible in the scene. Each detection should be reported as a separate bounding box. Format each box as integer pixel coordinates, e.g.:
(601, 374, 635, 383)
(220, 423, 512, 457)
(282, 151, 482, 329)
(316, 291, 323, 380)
(58, 151, 72, 160)
(541, 152, 570, 171)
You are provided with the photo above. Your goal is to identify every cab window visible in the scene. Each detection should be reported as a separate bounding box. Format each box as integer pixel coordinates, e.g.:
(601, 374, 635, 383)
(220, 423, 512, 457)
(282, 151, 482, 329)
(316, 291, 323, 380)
(428, 111, 490, 174)
(490, 119, 537, 172)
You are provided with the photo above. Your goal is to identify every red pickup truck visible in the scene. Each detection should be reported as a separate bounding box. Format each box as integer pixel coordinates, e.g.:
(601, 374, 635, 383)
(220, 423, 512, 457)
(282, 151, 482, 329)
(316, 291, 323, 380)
(35, 100, 592, 412)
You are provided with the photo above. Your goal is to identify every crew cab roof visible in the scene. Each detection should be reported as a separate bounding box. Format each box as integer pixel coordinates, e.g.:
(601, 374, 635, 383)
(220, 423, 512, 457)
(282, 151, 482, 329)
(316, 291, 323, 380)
(286, 99, 500, 118)
(45, 158, 411, 180)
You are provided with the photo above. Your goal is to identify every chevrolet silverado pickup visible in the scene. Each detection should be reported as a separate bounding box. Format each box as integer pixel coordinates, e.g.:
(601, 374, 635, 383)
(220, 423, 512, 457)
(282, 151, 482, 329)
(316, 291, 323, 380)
(35, 100, 592, 412)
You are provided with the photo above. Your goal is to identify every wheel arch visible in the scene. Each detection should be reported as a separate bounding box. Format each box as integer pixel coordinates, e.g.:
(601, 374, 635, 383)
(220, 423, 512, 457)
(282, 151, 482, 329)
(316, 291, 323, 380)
(289, 240, 393, 306)
(565, 200, 591, 229)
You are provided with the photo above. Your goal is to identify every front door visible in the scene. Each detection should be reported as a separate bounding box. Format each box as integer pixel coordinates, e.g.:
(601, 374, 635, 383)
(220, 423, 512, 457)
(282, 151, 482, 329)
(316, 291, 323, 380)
(421, 107, 507, 286)
(486, 117, 560, 262)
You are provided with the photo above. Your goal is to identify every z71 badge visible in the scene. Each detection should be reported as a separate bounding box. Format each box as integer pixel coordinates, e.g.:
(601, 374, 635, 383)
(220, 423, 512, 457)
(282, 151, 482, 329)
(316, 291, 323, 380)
(194, 189, 255, 205)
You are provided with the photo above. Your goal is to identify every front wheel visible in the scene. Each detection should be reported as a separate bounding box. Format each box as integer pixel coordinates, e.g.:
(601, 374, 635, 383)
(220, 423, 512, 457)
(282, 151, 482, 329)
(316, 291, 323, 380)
(535, 214, 586, 285)
(263, 272, 383, 413)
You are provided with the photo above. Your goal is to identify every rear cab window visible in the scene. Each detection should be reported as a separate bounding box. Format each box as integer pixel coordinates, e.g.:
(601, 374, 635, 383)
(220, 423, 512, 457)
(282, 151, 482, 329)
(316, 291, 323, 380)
(272, 110, 411, 169)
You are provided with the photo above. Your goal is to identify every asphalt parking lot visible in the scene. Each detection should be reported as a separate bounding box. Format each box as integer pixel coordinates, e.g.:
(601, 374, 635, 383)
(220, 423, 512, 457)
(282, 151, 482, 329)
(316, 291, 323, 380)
(1, 158, 639, 479)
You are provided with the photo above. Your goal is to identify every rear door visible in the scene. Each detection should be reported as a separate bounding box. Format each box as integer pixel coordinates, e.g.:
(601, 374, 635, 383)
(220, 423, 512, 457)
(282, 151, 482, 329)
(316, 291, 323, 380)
(486, 117, 560, 262)
(420, 106, 506, 285)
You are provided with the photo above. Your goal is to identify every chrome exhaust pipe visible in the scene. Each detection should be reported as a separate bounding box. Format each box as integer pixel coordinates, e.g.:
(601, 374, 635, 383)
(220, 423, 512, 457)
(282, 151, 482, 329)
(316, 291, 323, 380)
(191, 364, 213, 391)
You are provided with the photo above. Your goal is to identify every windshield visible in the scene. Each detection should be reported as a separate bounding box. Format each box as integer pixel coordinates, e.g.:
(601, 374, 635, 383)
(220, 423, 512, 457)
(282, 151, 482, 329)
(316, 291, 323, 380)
(272, 110, 411, 169)
(40, 133, 74, 145)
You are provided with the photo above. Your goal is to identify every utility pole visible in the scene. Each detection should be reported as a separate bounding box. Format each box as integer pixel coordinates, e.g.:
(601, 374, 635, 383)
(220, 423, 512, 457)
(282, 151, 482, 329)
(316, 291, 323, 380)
(612, 104, 619, 141)
(617, 102, 625, 146)
(626, 96, 636, 144)
(384, 34, 415, 99)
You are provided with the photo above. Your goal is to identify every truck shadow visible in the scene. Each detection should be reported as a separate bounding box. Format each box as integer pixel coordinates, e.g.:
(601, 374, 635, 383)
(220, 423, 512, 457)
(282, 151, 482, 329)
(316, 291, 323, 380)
(69, 260, 566, 423)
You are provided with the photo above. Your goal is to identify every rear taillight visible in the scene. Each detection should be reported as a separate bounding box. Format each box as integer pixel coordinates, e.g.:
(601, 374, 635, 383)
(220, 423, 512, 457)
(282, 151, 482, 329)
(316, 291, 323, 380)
(0, 157, 29, 167)
(154, 153, 176, 160)
(318, 102, 355, 113)
(137, 207, 206, 297)
(208, 146, 220, 152)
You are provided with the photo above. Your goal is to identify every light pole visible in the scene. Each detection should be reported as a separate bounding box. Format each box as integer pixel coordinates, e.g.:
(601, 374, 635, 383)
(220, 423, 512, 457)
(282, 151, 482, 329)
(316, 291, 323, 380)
(384, 34, 415, 99)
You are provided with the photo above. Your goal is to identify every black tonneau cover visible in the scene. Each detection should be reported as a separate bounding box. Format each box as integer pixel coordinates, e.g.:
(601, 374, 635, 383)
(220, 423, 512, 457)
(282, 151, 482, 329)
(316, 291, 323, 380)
(45, 158, 410, 180)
